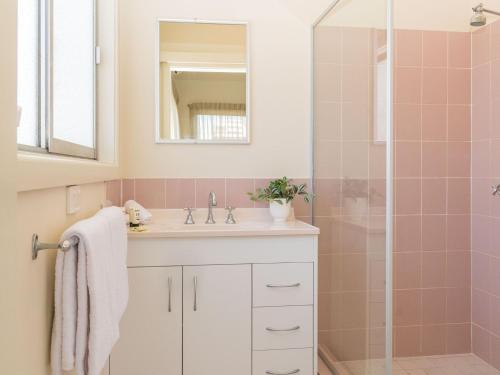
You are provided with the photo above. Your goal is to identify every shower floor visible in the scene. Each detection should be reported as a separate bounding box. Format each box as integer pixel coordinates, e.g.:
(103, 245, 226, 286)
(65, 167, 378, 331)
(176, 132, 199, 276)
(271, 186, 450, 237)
(393, 354, 500, 375)
(325, 354, 500, 375)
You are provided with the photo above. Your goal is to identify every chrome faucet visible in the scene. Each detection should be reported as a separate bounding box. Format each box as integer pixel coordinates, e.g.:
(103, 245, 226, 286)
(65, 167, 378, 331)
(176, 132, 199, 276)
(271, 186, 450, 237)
(206, 192, 217, 224)
(225, 206, 236, 224)
(184, 207, 195, 224)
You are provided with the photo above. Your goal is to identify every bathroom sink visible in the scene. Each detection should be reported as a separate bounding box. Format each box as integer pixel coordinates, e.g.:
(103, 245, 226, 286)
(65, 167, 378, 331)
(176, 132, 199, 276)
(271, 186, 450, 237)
(167, 223, 264, 230)
(127, 208, 319, 239)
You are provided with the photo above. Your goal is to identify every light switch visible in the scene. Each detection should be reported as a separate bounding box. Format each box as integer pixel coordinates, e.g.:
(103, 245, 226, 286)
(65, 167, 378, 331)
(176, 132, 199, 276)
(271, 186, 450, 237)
(66, 185, 81, 215)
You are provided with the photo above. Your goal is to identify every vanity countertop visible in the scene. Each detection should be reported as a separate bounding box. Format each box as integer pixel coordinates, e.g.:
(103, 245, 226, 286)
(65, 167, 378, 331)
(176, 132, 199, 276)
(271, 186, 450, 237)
(127, 208, 319, 239)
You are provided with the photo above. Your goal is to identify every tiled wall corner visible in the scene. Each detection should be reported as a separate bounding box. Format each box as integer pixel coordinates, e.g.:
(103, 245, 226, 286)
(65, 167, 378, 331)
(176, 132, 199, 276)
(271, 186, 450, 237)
(470, 19, 500, 370)
(393, 28, 472, 358)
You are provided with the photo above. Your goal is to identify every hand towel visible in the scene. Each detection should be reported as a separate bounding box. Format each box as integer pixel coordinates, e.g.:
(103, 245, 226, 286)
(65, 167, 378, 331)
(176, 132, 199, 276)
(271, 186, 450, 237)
(51, 207, 128, 375)
(124, 200, 152, 224)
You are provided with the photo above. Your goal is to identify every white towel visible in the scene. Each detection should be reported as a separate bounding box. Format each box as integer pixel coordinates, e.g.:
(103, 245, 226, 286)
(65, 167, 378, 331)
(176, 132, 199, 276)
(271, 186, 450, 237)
(51, 207, 128, 375)
(123, 200, 152, 224)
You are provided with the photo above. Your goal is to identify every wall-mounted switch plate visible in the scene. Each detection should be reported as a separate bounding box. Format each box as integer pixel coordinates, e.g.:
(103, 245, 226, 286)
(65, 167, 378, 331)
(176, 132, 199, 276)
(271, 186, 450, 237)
(66, 185, 81, 215)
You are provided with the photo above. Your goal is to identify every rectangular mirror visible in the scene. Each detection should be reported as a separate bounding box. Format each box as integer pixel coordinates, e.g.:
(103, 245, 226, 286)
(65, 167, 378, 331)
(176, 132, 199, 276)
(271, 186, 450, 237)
(156, 20, 249, 144)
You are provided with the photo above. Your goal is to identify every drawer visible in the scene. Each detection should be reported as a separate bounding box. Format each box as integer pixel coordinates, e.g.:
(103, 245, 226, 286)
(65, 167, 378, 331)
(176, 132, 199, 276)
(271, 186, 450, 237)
(127, 237, 316, 267)
(253, 263, 313, 307)
(253, 306, 313, 350)
(253, 348, 313, 375)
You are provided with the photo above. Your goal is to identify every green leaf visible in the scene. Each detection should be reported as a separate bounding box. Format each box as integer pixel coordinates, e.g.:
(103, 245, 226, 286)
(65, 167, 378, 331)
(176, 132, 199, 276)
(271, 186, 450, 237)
(247, 177, 313, 204)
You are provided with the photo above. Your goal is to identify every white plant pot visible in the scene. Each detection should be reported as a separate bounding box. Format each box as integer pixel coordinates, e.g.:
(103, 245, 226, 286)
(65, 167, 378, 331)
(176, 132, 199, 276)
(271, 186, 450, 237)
(269, 199, 292, 223)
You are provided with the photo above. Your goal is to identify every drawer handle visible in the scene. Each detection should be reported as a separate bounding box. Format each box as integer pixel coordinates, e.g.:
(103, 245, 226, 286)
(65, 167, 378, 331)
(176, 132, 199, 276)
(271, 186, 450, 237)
(193, 276, 198, 311)
(167, 277, 172, 312)
(266, 325, 300, 332)
(266, 283, 301, 288)
(265, 370, 300, 375)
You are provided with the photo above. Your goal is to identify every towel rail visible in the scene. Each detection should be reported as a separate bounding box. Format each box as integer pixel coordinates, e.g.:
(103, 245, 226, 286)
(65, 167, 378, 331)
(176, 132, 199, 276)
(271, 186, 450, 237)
(31, 233, 79, 260)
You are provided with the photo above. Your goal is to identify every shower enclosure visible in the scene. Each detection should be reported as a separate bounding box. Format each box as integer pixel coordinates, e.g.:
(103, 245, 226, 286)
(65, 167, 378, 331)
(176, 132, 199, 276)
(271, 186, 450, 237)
(313, 0, 392, 374)
(314, 1, 500, 374)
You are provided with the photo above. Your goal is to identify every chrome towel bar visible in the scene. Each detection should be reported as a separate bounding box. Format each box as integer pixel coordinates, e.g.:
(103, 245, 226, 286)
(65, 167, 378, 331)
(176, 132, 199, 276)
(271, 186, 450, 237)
(31, 233, 79, 260)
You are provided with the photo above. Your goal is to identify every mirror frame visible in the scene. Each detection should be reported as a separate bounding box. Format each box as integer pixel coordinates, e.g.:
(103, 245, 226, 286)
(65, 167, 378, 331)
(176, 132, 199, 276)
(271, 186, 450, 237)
(155, 18, 251, 145)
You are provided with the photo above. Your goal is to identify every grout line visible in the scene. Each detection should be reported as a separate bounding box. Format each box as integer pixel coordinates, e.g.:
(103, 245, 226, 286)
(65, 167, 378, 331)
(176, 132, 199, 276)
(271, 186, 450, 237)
(194, 179, 198, 209)
(132, 178, 136, 201)
(444, 29, 450, 355)
(419, 29, 424, 355)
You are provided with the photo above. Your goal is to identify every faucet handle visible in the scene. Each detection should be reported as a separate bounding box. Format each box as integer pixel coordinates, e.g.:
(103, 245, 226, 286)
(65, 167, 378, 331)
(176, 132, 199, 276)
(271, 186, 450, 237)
(225, 206, 237, 224)
(184, 207, 196, 225)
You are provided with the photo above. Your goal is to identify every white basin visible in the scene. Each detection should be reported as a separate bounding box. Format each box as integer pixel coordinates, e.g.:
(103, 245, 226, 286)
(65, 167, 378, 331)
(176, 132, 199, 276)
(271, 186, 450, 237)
(127, 208, 319, 238)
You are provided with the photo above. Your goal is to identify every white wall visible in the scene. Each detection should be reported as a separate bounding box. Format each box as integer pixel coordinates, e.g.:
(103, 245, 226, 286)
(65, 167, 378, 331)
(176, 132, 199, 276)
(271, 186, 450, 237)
(119, 0, 315, 178)
(0, 4, 110, 375)
(0, 1, 23, 373)
(16, 183, 107, 375)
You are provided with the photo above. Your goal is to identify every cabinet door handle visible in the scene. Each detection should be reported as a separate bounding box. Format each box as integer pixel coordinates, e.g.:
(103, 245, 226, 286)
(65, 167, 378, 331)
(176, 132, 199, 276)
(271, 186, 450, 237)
(266, 283, 301, 288)
(193, 276, 198, 311)
(265, 370, 300, 375)
(167, 277, 172, 313)
(265, 325, 300, 332)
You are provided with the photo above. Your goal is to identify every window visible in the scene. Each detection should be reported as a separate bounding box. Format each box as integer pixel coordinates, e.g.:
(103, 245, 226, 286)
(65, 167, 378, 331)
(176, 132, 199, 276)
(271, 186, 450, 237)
(17, 0, 97, 159)
(373, 45, 387, 144)
(189, 103, 247, 142)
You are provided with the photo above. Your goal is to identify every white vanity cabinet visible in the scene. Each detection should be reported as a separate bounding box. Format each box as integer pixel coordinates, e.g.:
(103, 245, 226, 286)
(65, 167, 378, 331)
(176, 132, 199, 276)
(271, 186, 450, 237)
(111, 266, 183, 375)
(183, 265, 251, 375)
(111, 227, 318, 375)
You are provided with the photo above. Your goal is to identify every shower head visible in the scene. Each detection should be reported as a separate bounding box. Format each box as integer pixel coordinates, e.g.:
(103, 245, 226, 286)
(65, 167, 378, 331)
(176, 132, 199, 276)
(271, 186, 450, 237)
(471, 4, 487, 26)
(471, 3, 500, 27)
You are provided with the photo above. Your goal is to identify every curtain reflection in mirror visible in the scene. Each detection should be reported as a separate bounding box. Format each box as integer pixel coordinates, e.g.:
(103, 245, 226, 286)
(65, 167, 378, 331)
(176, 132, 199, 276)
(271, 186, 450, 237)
(189, 103, 246, 141)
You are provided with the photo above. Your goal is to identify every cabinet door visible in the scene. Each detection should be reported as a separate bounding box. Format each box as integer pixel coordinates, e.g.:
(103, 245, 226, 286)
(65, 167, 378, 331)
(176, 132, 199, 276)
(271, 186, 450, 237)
(183, 265, 251, 375)
(111, 267, 182, 375)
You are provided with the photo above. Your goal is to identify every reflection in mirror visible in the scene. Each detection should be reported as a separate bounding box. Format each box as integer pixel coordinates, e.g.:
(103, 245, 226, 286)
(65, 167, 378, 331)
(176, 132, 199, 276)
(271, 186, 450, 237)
(373, 39, 387, 144)
(157, 21, 249, 144)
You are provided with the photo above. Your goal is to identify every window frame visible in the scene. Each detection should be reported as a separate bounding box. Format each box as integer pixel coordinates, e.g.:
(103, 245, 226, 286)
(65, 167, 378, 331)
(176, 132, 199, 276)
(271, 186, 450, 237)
(17, 0, 98, 160)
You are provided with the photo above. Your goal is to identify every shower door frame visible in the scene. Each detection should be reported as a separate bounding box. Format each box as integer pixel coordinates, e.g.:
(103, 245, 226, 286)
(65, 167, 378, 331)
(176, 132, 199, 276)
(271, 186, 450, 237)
(310, 0, 394, 373)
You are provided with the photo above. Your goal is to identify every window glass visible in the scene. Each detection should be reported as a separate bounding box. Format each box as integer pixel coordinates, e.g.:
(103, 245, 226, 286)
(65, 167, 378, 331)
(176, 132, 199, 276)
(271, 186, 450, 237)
(52, 0, 95, 148)
(196, 114, 247, 141)
(17, 0, 39, 147)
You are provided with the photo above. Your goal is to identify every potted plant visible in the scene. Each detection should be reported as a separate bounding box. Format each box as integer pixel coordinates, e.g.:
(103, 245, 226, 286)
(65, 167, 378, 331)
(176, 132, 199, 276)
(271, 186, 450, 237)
(342, 178, 382, 216)
(248, 177, 313, 223)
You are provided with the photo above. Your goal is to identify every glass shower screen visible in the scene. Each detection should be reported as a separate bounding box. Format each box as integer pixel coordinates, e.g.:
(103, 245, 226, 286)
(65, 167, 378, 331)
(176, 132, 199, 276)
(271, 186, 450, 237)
(313, 0, 392, 374)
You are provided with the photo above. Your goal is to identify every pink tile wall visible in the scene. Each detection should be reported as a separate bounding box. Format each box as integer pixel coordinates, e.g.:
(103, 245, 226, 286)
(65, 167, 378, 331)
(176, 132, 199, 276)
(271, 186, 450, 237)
(106, 178, 312, 219)
(393, 28, 472, 357)
(470, 20, 500, 370)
